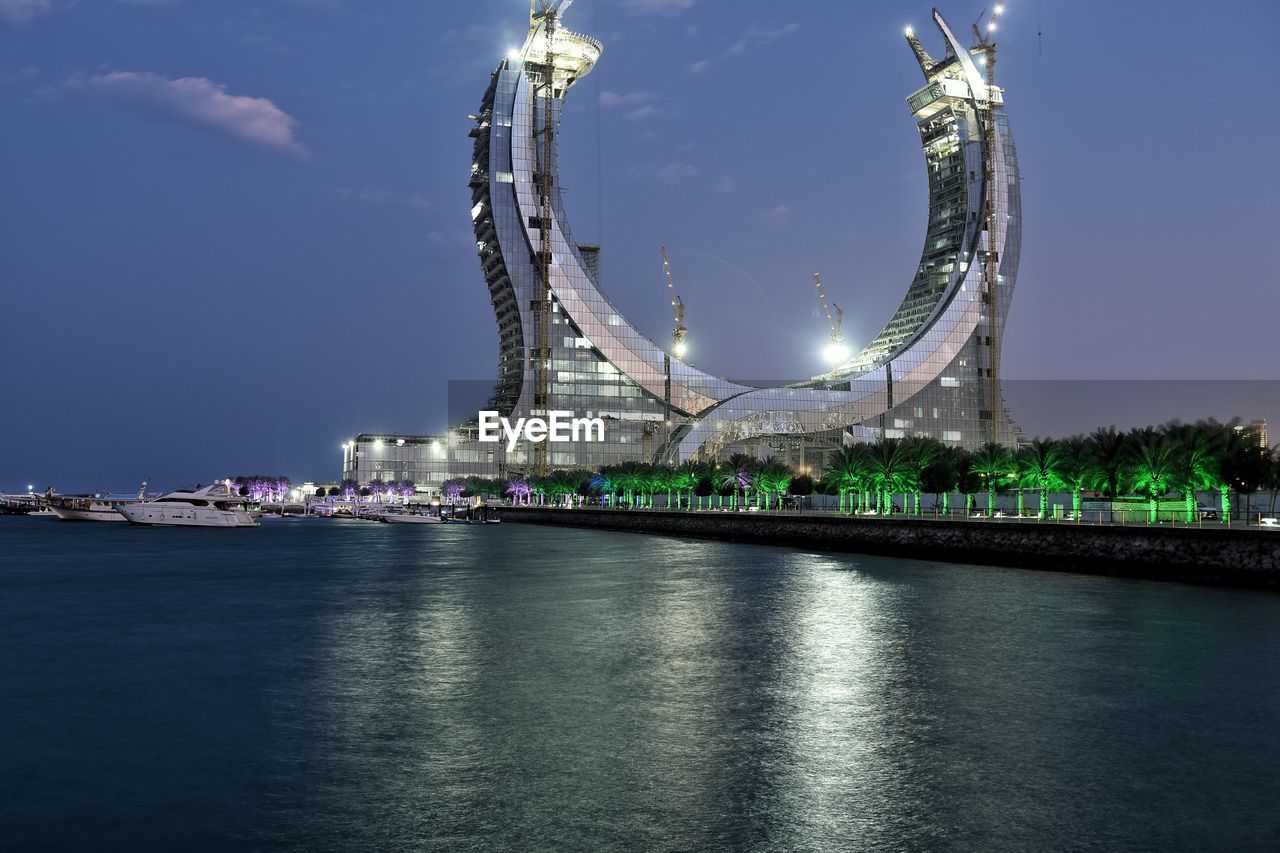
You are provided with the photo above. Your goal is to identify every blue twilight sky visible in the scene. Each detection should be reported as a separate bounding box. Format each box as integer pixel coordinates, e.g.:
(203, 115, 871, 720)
(2, 0, 1278, 491)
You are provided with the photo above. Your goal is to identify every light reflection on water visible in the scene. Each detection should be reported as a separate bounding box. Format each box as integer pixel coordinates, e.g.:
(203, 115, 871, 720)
(2, 519, 1278, 851)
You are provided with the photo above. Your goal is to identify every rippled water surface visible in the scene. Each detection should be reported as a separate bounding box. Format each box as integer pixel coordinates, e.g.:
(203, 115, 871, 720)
(2, 517, 1278, 851)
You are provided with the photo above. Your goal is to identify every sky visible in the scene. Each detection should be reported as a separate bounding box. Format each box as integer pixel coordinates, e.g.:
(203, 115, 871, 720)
(2, 0, 1278, 491)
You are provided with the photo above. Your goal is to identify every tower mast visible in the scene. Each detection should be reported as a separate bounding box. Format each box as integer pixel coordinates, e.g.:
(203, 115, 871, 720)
(972, 6, 1004, 445)
(530, 1, 562, 476)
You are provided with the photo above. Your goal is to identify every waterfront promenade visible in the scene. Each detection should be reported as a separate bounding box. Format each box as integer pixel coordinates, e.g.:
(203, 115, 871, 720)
(496, 505, 1280, 590)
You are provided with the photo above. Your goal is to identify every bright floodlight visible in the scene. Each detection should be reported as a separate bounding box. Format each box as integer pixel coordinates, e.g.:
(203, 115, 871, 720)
(988, 21, 997, 32)
(823, 342, 851, 365)
(674, 341, 688, 359)
(904, 25, 913, 36)
(994, 4, 1004, 14)
(507, 47, 521, 60)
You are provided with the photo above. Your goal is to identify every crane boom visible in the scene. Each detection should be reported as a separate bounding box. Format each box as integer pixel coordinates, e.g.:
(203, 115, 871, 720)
(812, 272, 843, 342)
(661, 246, 687, 359)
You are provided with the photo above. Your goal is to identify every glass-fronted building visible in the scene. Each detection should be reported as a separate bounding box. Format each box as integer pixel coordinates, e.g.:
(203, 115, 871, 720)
(341, 434, 452, 495)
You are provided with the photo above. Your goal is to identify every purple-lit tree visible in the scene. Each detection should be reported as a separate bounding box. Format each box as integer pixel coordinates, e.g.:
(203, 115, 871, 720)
(398, 480, 416, 502)
(339, 479, 359, 500)
(505, 476, 532, 505)
(441, 478, 466, 502)
(369, 478, 387, 503)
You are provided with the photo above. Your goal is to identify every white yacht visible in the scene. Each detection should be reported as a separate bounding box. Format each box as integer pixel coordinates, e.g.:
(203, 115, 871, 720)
(117, 483, 259, 528)
(46, 484, 148, 522)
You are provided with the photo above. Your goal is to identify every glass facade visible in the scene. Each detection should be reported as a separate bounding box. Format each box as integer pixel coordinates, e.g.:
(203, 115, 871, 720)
(342, 434, 453, 494)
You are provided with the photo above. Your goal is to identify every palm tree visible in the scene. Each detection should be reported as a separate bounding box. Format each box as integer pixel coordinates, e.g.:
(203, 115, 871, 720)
(505, 476, 531, 505)
(955, 449, 982, 516)
(1018, 438, 1063, 519)
(921, 446, 957, 516)
(723, 453, 754, 510)
(710, 461, 736, 510)
(971, 442, 1013, 517)
(590, 469, 615, 507)
(1129, 435, 1178, 523)
(673, 461, 701, 510)
(902, 437, 942, 516)
(1161, 422, 1223, 523)
(1055, 436, 1091, 520)
(866, 439, 911, 515)
(756, 458, 794, 510)
(828, 446, 868, 514)
(1087, 426, 1129, 499)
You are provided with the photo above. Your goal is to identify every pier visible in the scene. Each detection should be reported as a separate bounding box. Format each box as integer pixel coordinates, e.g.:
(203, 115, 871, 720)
(495, 506, 1280, 590)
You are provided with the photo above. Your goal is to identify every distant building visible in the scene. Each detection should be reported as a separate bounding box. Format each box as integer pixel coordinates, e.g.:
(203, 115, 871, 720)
(1238, 419, 1269, 449)
(341, 434, 453, 495)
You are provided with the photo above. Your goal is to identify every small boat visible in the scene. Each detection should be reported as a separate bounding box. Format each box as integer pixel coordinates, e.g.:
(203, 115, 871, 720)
(381, 513, 444, 524)
(46, 483, 148, 522)
(117, 483, 259, 528)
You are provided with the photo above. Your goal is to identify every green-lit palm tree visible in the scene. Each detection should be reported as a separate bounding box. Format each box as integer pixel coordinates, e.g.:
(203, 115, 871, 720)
(1055, 436, 1091, 521)
(954, 448, 981, 516)
(1129, 435, 1179, 523)
(615, 461, 644, 508)
(755, 458, 794, 510)
(1087, 426, 1129, 499)
(867, 439, 912, 515)
(673, 461, 701, 511)
(828, 446, 867, 514)
(971, 442, 1013, 517)
(902, 437, 942, 516)
(1019, 438, 1063, 519)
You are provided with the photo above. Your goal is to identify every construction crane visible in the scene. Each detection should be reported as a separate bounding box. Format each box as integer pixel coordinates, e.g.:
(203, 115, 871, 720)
(972, 3, 1004, 444)
(661, 246, 687, 360)
(812, 272, 849, 366)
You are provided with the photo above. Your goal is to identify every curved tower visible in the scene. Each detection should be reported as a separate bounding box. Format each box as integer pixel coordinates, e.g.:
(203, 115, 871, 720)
(669, 8, 1021, 459)
(468, 1, 749, 473)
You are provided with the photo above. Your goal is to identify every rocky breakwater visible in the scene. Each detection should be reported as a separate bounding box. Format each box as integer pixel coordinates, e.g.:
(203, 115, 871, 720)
(495, 507, 1280, 590)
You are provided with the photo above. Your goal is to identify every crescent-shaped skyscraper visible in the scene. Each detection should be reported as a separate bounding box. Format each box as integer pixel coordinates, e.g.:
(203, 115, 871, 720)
(466, 3, 1019, 474)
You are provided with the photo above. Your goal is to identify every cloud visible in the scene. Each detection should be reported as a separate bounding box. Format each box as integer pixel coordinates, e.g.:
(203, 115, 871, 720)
(717, 178, 735, 193)
(760, 205, 790, 227)
(624, 105, 661, 121)
(63, 71, 307, 157)
(622, 0, 694, 15)
(626, 162, 698, 183)
(0, 0, 50, 25)
(336, 185, 432, 211)
(732, 22, 800, 54)
(689, 60, 711, 75)
(599, 90, 656, 110)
